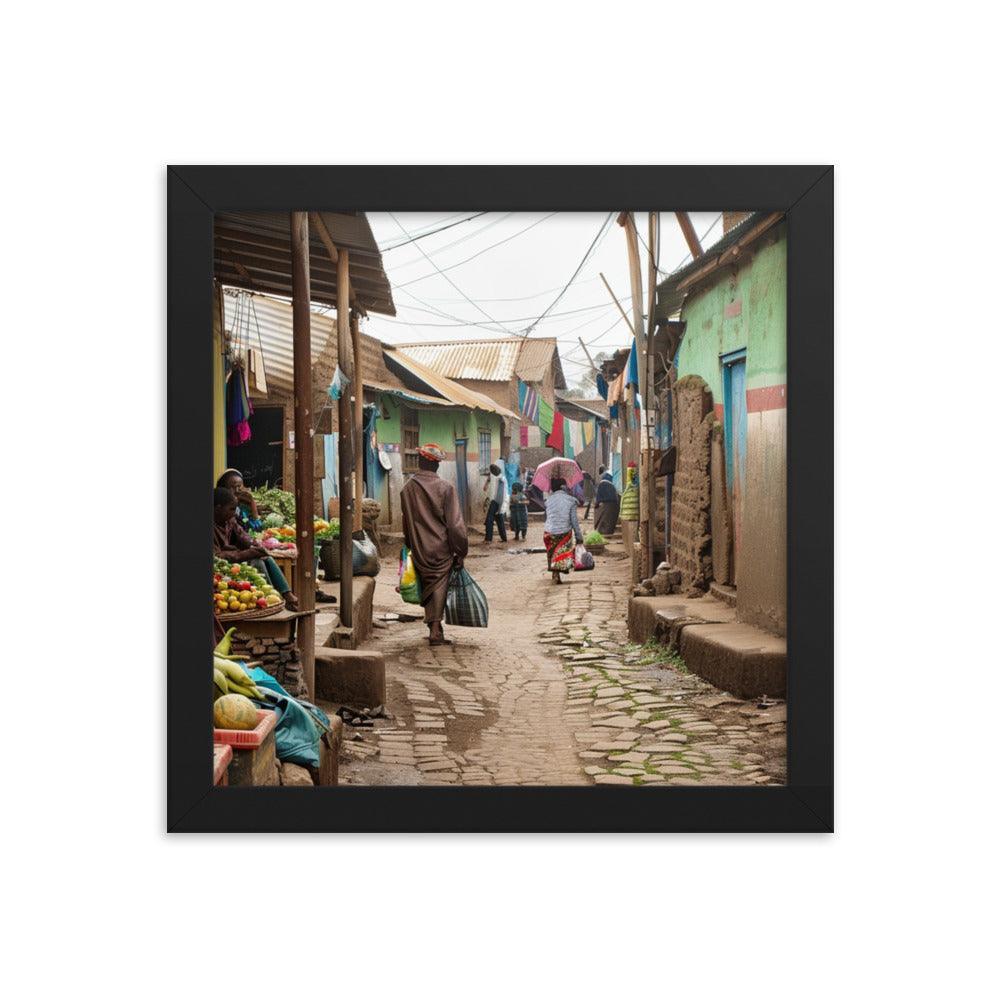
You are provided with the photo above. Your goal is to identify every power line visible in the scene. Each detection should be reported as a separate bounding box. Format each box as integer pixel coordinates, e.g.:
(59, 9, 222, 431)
(388, 298, 620, 328)
(524, 213, 614, 336)
(385, 212, 515, 272)
(387, 212, 513, 334)
(392, 212, 557, 289)
(379, 212, 488, 251)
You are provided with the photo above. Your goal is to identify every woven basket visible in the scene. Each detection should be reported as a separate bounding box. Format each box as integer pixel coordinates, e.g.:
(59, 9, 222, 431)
(216, 599, 285, 622)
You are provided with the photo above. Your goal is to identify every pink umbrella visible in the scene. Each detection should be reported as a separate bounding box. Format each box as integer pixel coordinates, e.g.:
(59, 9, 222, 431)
(532, 456, 583, 492)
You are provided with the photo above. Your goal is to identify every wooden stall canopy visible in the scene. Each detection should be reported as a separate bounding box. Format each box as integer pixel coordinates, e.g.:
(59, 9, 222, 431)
(214, 210, 396, 317)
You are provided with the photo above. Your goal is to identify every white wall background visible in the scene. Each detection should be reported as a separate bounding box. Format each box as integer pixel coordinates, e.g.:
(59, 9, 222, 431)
(2, 3, 995, 998)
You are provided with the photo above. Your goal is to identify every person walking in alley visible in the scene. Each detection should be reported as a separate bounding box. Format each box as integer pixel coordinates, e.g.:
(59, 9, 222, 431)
(483, 462, 509, 543)
(543, 476, 584, 584)
(593, 472, 620, 537)
(400, 443, 469, 646)
(509, 481, 529, 540)
(581, 470, 595, 519)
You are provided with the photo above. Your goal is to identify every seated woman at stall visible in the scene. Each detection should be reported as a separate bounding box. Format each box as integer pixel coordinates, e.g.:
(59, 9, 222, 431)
(543, 476, 583, 584)
(216, 469, 263, 533)
(213, 487, 299, 610)
(593, 472, 620, 537)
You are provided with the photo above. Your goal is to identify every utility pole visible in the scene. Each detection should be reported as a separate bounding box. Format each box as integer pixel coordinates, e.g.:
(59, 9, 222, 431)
(618, 212, 649, 579)
(645, 212, 660, 578)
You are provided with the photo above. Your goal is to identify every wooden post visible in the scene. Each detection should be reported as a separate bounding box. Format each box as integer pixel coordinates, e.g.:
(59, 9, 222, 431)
(290, 211, 316, 699)
(337, 249, 354, 630)
(351, 310, 364, 524)
(619, 212, 649, 578)
(645, 211, 660, 576)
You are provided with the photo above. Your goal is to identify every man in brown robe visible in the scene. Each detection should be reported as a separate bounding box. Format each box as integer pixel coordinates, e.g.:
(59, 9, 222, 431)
(400, 443, 469, 646)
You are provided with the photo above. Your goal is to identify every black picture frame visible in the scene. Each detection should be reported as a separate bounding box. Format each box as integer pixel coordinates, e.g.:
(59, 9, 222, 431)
(168, 166, 833, 833)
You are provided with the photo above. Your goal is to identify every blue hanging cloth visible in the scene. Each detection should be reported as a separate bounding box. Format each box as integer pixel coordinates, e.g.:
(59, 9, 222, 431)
(596, 373, 609, 400)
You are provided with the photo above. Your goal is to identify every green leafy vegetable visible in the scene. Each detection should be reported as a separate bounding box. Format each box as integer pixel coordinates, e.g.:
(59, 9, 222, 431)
(584, 530, 605, 545)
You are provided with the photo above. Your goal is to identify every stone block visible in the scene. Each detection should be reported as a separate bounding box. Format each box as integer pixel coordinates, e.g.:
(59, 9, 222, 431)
(279, 762, 314, 786)
(314, 648, 386, 708)
(678, 623, 786, 699)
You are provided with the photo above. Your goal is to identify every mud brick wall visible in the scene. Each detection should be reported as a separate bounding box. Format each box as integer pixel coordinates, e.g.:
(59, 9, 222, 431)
(231, 631, 308, 699)
(670, 375, 714, 593)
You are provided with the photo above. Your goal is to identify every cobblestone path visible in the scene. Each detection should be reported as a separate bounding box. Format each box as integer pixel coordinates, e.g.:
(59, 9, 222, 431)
(337, 544, 786, 786)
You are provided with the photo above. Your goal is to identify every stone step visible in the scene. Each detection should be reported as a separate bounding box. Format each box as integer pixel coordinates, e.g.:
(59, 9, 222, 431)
(709, 582, 738, 608)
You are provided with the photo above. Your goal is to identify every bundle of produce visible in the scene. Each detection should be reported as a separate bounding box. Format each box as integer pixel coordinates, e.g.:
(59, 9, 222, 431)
(584, 530, 606, 545)
(213, 628, 265, 718)
(262, 511, 284, 530)
(315, 518, 340, 542)
(250, 486, 295, 523)
(213, 562, 283, 616)
(260, 536, 298, 557)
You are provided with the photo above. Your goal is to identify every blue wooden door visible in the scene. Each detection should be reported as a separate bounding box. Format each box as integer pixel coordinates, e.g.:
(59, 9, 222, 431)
(723, 351, 747, 578)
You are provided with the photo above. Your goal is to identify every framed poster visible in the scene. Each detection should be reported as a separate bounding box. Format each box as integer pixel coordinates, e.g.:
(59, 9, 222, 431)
(169, 165, 832, 832)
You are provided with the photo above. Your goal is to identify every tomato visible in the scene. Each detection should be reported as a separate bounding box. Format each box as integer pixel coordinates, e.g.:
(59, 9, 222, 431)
(256, 598, 268, 609)
(241, 581, 253, 591)
(230, 566, 241, 577)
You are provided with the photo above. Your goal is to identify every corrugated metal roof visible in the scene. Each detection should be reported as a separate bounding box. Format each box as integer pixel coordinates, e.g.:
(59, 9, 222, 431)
(514, 338, 566, 389)
(215, 211, 395, 316)
(655, 211, 784, 319)
(394, 337, 565, 388)
(225, 291, 513, 416)
(394, 339, 522, 381)
(383, 347, 520, 419)
(555, 394, 609, 422)
(224, 289, 334, 396)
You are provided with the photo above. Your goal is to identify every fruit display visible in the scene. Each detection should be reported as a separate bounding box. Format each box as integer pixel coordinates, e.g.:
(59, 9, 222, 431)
(260, 525, 298, 556)
(315, 518, 340, 541)
(213, 559, 283, 617)
(213, 693, 259, 730)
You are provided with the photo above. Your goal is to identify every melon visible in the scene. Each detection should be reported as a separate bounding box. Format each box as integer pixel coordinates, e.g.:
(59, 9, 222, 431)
(213, 694, 258, 731)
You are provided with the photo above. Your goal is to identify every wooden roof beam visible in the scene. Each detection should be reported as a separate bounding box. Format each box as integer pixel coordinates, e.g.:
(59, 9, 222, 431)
(675, 212, 703, 259)
(309, 211, 360, 311)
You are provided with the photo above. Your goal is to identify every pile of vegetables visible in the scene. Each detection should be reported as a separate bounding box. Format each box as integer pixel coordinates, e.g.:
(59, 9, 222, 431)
(314, 518, 340, 542)
(250, 486, 295, 523)
(260, 525, 297, 555)
(584, 530, 606, 545)
(213, 627, 264, 729)
(262, 511, 284, 530)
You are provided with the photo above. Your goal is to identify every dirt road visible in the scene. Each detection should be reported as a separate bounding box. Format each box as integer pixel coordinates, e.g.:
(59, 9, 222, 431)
(335, 537, 787, 786)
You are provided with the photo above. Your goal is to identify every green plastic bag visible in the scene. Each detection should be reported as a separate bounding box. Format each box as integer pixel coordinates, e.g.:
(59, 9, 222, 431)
(399, 546, 422, 604)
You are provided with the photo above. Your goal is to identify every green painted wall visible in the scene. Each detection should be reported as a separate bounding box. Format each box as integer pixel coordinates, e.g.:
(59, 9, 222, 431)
(676, 225, 787, 394)
(378, 394, 402, 445)
(374, 395, 504, 460)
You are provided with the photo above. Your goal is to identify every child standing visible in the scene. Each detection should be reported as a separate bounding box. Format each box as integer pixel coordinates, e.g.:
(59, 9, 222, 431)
(509, 481, 529, 541)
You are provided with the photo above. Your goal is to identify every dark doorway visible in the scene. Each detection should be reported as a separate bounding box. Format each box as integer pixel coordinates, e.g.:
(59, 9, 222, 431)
(228, 405, 284, 487)
(454, 438, 469, 522)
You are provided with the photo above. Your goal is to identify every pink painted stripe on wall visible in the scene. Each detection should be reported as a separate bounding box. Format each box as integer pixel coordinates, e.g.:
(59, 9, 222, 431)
(746, 384, 787, 412)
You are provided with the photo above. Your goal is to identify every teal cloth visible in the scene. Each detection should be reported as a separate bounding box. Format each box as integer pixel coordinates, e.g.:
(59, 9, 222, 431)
(248, 668, 330, 769)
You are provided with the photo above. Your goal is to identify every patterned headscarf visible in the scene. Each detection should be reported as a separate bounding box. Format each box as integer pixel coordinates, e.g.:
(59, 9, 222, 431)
(418, 443, 445, 463)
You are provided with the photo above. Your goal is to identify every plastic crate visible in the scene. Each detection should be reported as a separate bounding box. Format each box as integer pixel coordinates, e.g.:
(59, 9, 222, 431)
(213, 743, 233, 785)
(213, 708, 277, 749)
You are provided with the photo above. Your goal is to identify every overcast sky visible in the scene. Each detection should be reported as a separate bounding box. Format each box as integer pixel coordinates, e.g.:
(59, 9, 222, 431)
(362, 211, 720, 392)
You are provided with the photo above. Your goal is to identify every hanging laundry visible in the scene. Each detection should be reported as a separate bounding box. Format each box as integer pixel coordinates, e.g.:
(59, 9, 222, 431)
(226, 361, 252, 446)
(582, 418, 595, 447)
(519, 423, 529, 448)
(538, 399, 554, 435)
(626, 339, 640, 388)
(546, 411, 565, 452)
(596, 373, 609, 400)
(327, 365, 350, 401)
(519, 380, 540, 424)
